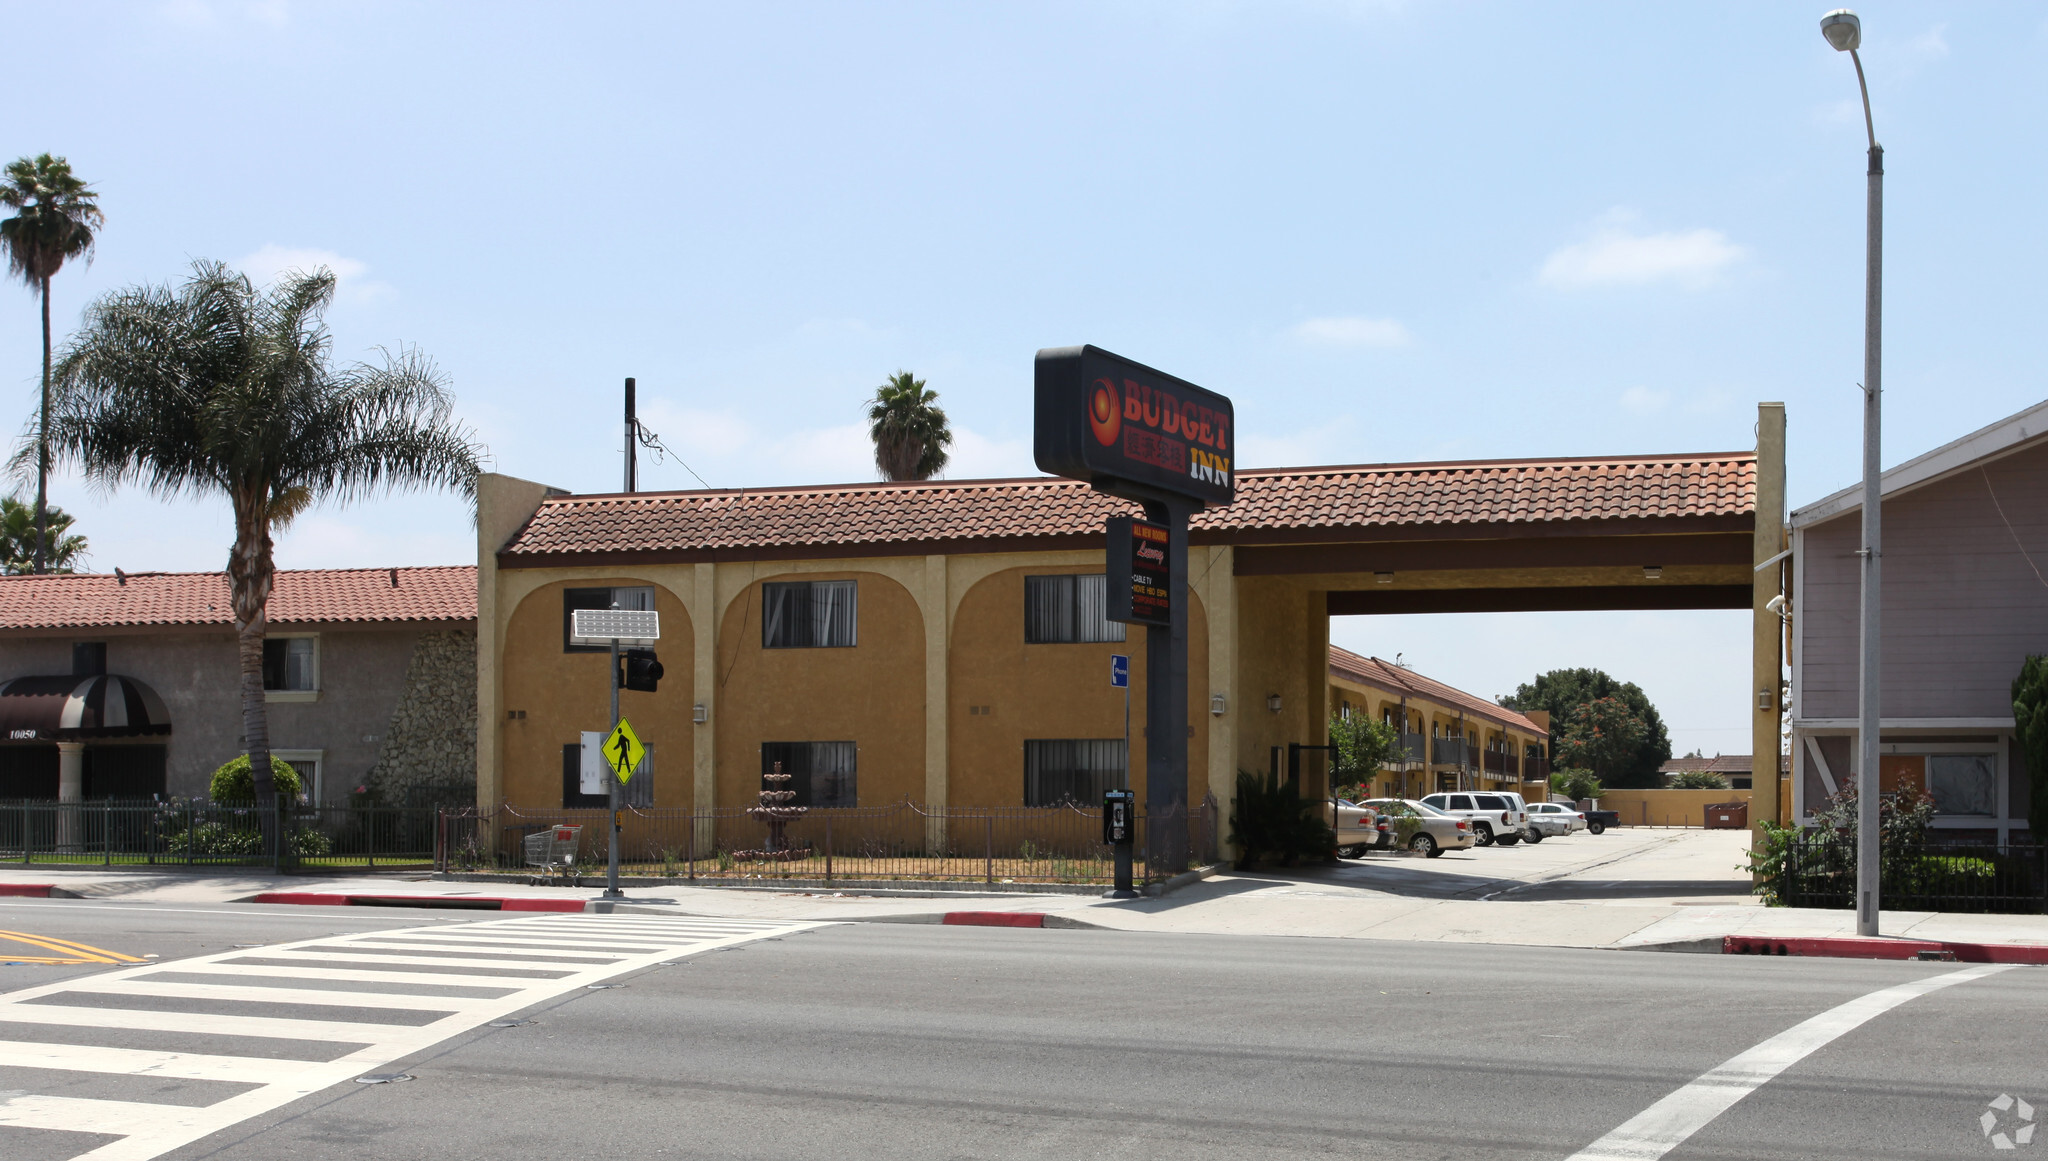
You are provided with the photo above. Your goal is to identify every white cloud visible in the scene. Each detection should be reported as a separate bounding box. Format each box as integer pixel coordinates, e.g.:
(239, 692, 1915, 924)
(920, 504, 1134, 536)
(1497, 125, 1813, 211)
(236, 245, 394, 303)
(1619, 386, 1670, 416)
(1539, 213, 1746, 290)
(1289, 315, 1411, 348)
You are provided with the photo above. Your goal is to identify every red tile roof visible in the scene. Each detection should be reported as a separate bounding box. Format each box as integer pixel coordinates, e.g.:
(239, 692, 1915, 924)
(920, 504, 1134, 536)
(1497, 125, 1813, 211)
(500, 452, 1755, 563)
(0, 567, 477, 631)
(1326, 645, 1547, 736)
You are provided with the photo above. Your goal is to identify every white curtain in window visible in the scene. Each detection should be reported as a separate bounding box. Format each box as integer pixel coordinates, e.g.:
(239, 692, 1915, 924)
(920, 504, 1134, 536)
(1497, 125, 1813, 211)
(811, 742, 858, 808)
(1024, 575, 1074, 643)
(1024, 739, 1127, 807)
(1075, 574, 1125, 643)
(811, 580, 858, 647)
(1928, 754, 1995, 816)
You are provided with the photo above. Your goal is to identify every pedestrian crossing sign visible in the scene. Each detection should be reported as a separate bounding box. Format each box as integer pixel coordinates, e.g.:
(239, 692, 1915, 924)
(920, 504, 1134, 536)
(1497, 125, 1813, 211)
(602, 718, 645, 783)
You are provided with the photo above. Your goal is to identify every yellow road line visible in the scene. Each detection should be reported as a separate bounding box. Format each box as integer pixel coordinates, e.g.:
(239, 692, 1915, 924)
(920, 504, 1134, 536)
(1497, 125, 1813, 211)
(0, 930, 145, 964)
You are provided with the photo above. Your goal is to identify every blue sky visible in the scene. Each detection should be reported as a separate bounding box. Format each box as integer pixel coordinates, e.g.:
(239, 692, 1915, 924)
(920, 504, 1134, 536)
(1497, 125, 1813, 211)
(6, 2, 2044, 757)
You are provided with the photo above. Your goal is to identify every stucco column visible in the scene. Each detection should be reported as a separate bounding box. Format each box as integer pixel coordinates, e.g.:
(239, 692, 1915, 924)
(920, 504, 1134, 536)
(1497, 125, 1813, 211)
(475, 472, 559, 816)
(1196, 546, 1237, 818)
(1752, 403, 1788, 843)
(56, 741, 84, 851)
(1301, 589, 1330, 798)
(922, 554, 949, 852)
(692, 562, 718, 854)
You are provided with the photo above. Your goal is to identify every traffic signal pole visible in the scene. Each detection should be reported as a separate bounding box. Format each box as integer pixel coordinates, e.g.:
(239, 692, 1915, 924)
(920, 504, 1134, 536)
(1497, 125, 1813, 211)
(606, 635, 623, 899)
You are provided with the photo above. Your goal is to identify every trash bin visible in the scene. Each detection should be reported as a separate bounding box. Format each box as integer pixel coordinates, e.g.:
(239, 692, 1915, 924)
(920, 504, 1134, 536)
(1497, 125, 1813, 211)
(1704, 801, 1748, 829)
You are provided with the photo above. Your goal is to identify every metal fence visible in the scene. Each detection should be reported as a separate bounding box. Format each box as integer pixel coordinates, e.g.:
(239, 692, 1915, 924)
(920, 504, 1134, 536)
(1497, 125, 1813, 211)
(0, 799, 447, 870)
(442, 798, 1221, 886)
(1775, 832, 2048, 913)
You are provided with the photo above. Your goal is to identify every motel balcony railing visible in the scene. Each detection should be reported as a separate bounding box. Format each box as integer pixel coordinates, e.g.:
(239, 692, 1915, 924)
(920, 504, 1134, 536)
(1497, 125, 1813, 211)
(1397, 733, 1428, 767)
(1431, 737, 1469, 767)
(1524, 755, 1551, 782)
(1482, 750, 1519, 777)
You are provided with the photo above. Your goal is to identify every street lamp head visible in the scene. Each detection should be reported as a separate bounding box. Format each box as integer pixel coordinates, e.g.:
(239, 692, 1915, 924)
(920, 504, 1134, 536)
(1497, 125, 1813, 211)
(1820, 9, 1861, 52)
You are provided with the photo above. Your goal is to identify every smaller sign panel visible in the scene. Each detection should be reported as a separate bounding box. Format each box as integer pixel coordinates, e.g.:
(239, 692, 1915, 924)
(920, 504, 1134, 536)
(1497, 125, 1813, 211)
(1109, 654, 1130, 688)
(1106, 517, 1172, 627)
(601, 718, 646, 784)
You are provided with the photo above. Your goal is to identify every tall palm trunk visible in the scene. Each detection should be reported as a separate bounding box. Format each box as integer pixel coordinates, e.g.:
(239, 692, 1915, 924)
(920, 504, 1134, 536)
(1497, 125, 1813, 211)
(228, 486, 278, 820)
(33, 273, 50, 574)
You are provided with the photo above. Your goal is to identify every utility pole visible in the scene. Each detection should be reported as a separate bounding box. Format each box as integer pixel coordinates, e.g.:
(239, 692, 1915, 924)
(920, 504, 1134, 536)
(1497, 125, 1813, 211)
(624, 377, 638, 493)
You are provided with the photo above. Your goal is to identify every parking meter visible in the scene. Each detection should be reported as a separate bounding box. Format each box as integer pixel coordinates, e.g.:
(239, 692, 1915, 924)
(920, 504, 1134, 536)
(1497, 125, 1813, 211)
(1103, 788, 1136, 897)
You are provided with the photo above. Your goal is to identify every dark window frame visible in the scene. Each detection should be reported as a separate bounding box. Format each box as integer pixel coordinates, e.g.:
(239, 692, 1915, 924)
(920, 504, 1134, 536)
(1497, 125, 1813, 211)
(759, 741, 857, 808)
(761, 580, 858, 649)
(1023, 738, 1128, 808)
(1023, 574, 1127, 645)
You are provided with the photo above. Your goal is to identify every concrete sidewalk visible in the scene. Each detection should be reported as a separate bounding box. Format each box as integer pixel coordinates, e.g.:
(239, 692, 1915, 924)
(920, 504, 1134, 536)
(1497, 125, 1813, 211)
(3, 828, 2043, 954)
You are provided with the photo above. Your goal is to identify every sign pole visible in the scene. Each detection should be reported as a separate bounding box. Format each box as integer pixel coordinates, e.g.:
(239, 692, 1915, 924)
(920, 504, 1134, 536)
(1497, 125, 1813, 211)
(605, 636, 623, 899)
(1144, 499, 1192, 875)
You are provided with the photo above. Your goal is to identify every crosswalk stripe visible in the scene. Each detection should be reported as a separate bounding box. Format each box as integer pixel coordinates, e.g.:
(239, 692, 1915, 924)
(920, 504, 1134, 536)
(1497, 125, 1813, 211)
(0, 1039, 325, 1084)
(0, 1093, 215, 1137)
(0, 913, 835, 1161)
(162, 962, 537, 989)
(0, 1002, 394, 1044)
(78, 978, 491, 1013)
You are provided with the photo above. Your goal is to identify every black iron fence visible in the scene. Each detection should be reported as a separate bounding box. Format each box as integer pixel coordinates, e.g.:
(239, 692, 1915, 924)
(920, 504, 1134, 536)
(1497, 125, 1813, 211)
(443, 798, 1221, 886)
(0, 799, 446, 870)
(1775, 832, 2048, 913)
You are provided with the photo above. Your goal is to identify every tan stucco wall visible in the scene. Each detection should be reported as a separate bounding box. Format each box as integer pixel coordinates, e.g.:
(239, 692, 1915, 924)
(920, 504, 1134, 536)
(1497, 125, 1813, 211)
(946, 564, 1209, 808)
(713, 569, 925, 808)
(499, 577, 695, 807)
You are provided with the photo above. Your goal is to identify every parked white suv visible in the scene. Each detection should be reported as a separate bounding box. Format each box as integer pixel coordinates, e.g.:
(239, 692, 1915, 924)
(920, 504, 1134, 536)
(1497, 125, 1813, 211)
(1420, 792, 1529, 847)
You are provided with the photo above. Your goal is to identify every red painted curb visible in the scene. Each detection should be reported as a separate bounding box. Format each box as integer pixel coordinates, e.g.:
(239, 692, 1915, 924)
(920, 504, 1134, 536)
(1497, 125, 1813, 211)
(1724, 934, 2048, 964)
(251, 892, 584, 913)
(0, 885, 53, 898)
(941, 911, 1046, 928)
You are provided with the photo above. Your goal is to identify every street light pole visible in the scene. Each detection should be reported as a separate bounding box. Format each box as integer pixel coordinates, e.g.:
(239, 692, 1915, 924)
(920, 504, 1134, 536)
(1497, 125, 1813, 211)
(1822, 9, 1882, 937)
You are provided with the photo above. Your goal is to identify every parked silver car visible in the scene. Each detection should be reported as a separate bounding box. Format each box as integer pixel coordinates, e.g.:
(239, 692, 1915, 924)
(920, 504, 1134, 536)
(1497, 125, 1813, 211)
(1526, 801, 1586, 835)
(1358, 798, 1475, 858)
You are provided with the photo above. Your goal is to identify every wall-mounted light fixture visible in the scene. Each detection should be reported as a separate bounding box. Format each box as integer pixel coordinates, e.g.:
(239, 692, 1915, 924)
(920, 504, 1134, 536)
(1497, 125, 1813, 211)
(1210, 694, 1228, 716)
(1266, 694, 1282, 713)
(692, 703, 709, 724)
(1757, 687, 1773, 711)
(1643, 565, 1664, 580)
(1374, 571, 1394, 584)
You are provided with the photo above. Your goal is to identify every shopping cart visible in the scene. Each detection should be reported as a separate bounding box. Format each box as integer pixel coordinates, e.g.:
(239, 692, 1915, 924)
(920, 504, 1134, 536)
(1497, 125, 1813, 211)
(522, 824, 584, 886)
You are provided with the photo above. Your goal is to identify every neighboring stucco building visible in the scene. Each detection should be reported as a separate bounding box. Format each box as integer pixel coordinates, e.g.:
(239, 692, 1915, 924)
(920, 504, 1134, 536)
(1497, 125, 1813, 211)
(1326, 646, 1550, 799)
(1659, 753, 1789, 790)
(1789, 398, 2046, 844)
(0, 567, 477, 805)
(476, 440, 1772, 825)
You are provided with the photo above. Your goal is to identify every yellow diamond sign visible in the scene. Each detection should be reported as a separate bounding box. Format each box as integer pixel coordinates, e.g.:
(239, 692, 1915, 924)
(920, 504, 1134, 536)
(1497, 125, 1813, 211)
(601, 718, 645, 784)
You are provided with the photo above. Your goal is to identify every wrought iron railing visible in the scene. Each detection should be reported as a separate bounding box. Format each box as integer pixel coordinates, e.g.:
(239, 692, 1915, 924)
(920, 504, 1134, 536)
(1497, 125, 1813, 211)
(0, 799, 447, 870)
(1772, 832, 2046, 914)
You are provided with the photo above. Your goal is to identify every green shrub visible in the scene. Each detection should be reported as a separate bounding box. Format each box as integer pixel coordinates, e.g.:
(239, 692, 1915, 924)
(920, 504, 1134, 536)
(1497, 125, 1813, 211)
(208, 755, 304, 804)
(160, 818, 331, 858)
(1669, 770, 1731, 790)
(1550, 768, 1604, 802)
(1227, 771, 1334, 870)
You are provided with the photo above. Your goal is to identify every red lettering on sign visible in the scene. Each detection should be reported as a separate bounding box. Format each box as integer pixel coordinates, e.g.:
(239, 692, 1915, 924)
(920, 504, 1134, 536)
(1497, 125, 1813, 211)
(1135, 381, 1159, 428)
(1213, 413, 1230, 452)
(1160, 390, 1181, 436)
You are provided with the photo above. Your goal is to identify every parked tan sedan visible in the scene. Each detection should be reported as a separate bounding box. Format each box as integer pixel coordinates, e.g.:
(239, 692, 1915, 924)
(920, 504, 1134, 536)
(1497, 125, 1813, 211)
(1357, 798, 1476, 858)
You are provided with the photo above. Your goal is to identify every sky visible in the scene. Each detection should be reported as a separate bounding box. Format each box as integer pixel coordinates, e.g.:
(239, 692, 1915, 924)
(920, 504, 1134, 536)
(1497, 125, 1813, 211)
(5, 2, 2044, 759)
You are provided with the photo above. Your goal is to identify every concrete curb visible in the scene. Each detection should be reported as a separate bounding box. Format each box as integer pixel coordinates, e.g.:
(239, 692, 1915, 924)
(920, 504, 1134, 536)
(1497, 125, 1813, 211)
(430, 871, 1111, 897)
(245, 891, 586, 912)
(1722, 934, 2048, 964)
(854, 911, 1105, 930)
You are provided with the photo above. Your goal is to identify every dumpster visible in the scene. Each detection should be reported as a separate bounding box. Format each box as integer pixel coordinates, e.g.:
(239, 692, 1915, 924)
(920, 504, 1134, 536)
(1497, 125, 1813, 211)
(1704, 801, 1748, 829)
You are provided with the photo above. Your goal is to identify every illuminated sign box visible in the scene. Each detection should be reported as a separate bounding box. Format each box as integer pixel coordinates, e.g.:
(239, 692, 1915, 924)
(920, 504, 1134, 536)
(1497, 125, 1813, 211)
(1106, 516, 1171, 627)
(1033, 345, 1235, 508)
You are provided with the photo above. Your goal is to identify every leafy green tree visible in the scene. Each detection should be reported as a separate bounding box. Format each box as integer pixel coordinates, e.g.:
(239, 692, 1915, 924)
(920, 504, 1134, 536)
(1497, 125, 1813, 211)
(866, 371, 951, 481)
(1, 494, 85, 573)
(1500, 667, 1673, 787)
(30, 261, 481, 816)
(1669, 770, 1731, 790)
(1329, 711, 1401, 796)
(2, 154, 102, 574)
(2014, 655, 2048, 841)
(1554, 696, 1648, 786)
(1549, 767, 1603, 802)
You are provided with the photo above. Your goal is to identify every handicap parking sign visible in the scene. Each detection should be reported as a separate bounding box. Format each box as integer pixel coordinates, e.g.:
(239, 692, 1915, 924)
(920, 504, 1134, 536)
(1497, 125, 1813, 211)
(1110, 654, 1129, 688)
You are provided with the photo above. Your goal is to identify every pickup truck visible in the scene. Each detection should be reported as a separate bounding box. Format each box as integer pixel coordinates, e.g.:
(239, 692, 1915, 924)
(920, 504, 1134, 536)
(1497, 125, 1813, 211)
(1578, 806, 1618, 835)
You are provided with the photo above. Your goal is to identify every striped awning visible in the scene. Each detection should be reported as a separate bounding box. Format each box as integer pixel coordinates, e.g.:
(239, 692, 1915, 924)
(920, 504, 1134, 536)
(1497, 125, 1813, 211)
(0, 674, 172, 741)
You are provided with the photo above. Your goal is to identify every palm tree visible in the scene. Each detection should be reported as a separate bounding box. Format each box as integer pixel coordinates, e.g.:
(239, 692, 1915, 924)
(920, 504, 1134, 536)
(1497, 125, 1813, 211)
(0, 494, 86, 573)
(866, 371, 952, 481)
(1, 154, 102, 574)
(30, 260, 482, 816)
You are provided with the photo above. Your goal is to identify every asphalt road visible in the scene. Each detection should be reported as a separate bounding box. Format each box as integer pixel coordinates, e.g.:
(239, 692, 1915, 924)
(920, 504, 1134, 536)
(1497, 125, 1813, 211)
(1, 899, 2041, 1161)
